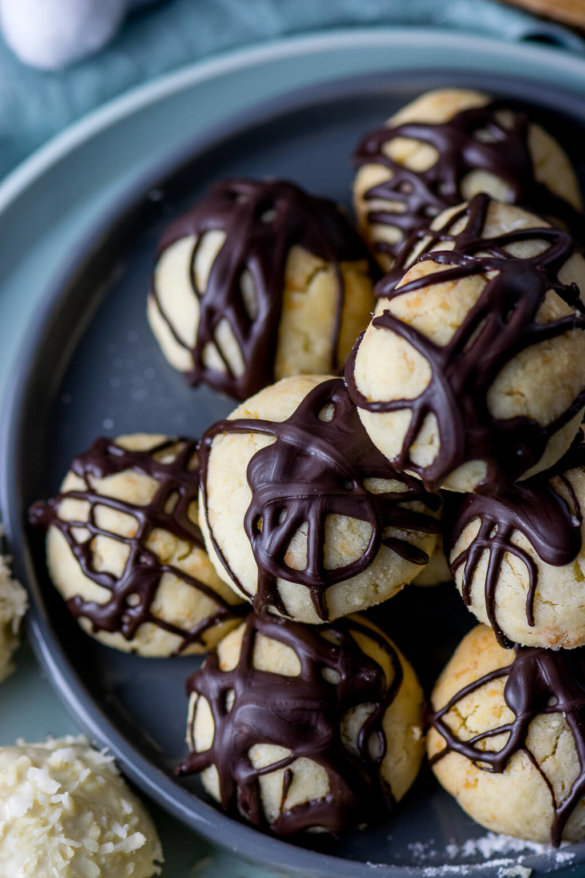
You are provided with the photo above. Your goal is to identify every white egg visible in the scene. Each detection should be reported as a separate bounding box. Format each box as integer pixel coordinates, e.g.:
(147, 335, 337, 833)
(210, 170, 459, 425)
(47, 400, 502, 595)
(0, 0, 128, 70)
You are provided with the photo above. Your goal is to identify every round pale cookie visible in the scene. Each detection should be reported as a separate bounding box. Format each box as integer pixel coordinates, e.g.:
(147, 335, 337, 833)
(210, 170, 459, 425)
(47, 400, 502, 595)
(148, 178, 375, 401)
(447, 433, 585, 648)
(0, 554, 27, 682)
(412, 536, 451, 587)
(179, 612, 425, 835)
(199, 374, 440, 624)
(353, 88, 583, 271)
(347, 195, 585, 494)
(0, 736, 163, 876)
(30, 434, 244, 657)
(428, 625, 585, 845)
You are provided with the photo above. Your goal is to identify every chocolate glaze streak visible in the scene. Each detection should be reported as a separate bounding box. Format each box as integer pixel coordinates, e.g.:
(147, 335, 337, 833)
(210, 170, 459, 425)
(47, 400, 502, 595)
(346, 194, 585, 494)
(151, 179, 369, 401)
(354, 99, 585, 265)
(29, 437, 244, 652)
(178, 613, 403, 834)
(430, 644, 585, 846)
(446, 434, 585, 648)
(200, 378, 440, 620)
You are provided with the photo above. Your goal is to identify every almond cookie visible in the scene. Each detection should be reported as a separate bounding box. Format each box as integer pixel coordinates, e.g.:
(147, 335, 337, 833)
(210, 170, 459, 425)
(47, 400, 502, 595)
(447, 432, 585, 648)
(199, 374, 440, 623)
(148, 178, 375, 401)
(30, 434, 244, 657)
(428, 625, 585, 845)
(179, 613, 425, 835)
(353, 88, 583, 271)
(347, 196, 585, 493)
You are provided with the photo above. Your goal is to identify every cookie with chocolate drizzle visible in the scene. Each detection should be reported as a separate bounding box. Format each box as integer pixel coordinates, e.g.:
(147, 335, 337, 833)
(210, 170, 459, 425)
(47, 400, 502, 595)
(446, 430, 585, 649)
(353, 88, 584, 272)
(178, 612, 425, 835)
(199, 374, 440, 624)
(347, 195, 585, 494)
(148, 178, 374, 401)
(428, 625, 585, 846)
(29, 434, 245, 657)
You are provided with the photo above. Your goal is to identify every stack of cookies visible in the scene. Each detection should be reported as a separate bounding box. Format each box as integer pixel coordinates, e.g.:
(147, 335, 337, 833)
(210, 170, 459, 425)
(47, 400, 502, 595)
(30, 89, 585, 847)
(350, 89, 585, 845)
(150, 178, 439, 835)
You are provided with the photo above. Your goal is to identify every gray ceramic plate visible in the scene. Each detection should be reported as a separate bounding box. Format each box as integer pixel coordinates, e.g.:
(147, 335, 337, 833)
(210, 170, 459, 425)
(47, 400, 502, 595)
(4, 52, 585, 878)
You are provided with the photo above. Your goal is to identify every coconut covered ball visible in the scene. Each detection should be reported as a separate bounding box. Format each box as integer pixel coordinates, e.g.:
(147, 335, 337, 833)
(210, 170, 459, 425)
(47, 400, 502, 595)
(347, 195, 585, 494)
(353, 88, 583, 272)
(0, 736, 163, 876)
(179, 612, 425, 835)
(447, 432, 585, 649)
(0, 554, 27, 683)
(148, 178, 375, 401)
(30, 434, 244, 657)
(428, 625, 585, 845)
(199, 374, 440, 624)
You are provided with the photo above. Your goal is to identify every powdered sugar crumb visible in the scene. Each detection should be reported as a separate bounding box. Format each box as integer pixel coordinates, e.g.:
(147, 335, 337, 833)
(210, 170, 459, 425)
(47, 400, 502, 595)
(421, 860, 526, 876)
(406, 831, 575, 873)
(499, 867, 532, 878)
(554, 850, 576, 863)
(457, 833, 549, 859)
(408, 840, 437, 860)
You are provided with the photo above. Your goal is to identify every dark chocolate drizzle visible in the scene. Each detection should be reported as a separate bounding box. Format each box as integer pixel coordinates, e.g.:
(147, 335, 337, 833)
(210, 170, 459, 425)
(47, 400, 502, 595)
(354, 98, 585, 265)
(178, 613, 404, 835)
(29, 436, 245, 652)
(199, 378, 441, 620)
(151, 178, 369, 401)
(446, 433, 585, 647)
(430, 641, 585, 846)
(346, 194, 585, 494)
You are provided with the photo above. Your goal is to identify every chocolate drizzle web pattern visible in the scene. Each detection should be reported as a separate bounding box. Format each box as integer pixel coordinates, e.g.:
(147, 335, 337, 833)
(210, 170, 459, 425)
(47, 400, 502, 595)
(430, 644, 585, 846)
(29, 436, 244, 652)
(178, 613, 403, 835)
(346, 194, 585, 493)
(446, 434, 585, 648)
(354, 98, 585, 265)
(200, 378, 440, 620)
(151, 178, 369, 401)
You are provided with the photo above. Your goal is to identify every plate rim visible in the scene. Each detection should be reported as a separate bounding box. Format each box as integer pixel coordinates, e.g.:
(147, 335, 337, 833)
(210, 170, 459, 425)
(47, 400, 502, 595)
(3, 28, 585, 878)
(3, 26, 585, 214)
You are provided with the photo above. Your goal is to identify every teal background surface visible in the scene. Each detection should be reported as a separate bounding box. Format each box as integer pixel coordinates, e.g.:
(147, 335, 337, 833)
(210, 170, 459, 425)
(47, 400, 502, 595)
(0, 0, 582, 179)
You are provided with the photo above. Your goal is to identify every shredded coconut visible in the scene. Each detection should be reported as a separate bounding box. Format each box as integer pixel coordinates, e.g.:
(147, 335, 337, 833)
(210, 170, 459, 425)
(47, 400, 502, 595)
(0, 736, 163, 877)
(0, 550, 27, 681)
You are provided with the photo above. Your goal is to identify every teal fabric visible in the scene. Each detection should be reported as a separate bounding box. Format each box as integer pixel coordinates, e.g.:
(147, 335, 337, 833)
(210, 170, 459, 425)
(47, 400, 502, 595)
(0, 0, 582, 180)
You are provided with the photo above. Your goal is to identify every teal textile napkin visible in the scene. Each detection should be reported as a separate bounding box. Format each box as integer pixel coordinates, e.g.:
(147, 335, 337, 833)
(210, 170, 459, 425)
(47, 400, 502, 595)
(0, 0, 582, 180)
